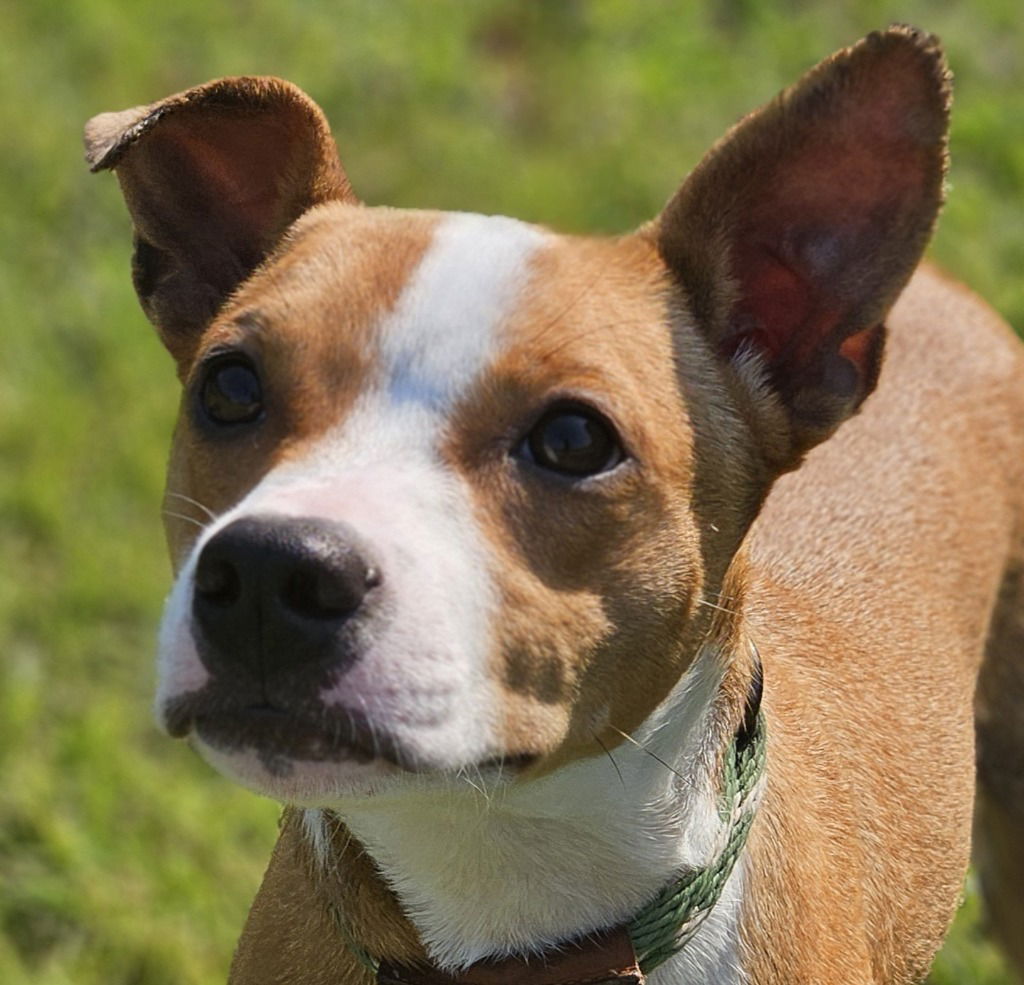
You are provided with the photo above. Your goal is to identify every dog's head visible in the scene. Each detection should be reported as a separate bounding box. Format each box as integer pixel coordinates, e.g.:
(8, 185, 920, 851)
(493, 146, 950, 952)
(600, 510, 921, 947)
(87, 28, 947, 803)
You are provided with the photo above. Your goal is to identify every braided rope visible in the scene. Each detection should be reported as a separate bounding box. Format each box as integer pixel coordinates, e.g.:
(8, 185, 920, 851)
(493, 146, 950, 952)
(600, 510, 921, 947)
(629, 710, 766, 974)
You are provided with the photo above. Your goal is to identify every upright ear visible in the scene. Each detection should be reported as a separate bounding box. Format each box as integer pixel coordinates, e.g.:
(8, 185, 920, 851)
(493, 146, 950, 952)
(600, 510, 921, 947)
(658, 27, 949, 469)
(85, 77, 356, 362)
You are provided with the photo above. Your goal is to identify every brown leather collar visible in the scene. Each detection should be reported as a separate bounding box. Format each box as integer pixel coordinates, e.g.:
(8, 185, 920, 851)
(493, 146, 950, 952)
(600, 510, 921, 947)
(377, 926, 643, 985)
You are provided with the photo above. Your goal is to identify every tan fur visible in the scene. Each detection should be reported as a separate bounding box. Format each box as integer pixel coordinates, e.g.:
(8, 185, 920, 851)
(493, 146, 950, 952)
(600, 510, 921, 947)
(739, 266, 1024, 980)
(230, 813, 419, 985)
(87, 25, 1024, 985)
(162, 206, 439, 564)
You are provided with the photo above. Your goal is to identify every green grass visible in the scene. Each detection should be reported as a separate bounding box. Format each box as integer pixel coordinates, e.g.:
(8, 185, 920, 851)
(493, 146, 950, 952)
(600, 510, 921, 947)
(1, 2, 1021, 982)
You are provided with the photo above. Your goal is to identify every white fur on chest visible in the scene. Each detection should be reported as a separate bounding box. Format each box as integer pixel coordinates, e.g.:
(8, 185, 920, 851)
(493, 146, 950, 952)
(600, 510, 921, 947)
(312, 647, 748, 980)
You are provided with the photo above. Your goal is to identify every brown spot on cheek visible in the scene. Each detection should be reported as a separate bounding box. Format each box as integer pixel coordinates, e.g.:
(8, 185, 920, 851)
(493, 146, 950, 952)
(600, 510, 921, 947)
(486, 480, 702, 773)
(161, 204, 440, 568)
(491, 554, 610, 757)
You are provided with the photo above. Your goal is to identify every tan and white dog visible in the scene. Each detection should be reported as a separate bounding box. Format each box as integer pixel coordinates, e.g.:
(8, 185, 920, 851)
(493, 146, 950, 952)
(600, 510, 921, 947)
(86, 26, 1024, 985)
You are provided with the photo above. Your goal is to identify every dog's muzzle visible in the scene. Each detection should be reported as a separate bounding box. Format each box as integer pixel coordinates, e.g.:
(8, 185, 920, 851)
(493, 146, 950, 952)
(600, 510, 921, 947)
(162, 506, 501, 779)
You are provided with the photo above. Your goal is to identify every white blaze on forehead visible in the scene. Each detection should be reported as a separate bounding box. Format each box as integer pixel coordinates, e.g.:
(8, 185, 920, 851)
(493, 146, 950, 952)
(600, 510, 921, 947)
(275, 209, 550, 478)
(378, 210, 549, 411)
(282, 210, 550, 475)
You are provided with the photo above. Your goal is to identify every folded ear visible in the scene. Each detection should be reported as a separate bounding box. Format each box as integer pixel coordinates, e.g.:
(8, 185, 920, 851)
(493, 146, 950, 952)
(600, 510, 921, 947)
(85, 77, 356, 362)
(658, 26, 949, 469)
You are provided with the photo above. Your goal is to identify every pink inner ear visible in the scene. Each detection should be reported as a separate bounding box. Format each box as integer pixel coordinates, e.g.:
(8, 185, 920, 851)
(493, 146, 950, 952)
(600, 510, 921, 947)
(724, 129, 931, 380)
(728, 224, 856, 386)
(838, 321, 882, 367)
(720, 33, 945, 378)
(170, 117, 294, 253)
(728, 247, 817, 365)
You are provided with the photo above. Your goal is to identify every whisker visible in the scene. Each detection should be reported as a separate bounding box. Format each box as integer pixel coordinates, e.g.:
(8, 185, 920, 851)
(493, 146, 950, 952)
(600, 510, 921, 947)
(355, 694, 381, 762)
(459, 766, 487, 799)
(161, 509, 207, 530)
(327, 707, 344, 757)
(592, 732, 626, 791)
(165, 490, 219, 521)
(523, 268, 663, 365)
(476, 764, 494, 807)
(703, 588, 738, 603)
(524, 274, 603, 352)
(607, 725, 686, 783)
(697, 597, 737, 616)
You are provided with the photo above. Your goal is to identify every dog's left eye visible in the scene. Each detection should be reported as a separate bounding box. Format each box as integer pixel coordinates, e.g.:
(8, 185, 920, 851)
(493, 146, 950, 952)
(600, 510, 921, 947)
(518, 403, 624, 478)
(199, 356, 264, 427)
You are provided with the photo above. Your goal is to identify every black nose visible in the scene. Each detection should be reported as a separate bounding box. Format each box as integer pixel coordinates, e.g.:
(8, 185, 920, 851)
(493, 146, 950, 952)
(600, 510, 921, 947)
(192, 514, 379, 680)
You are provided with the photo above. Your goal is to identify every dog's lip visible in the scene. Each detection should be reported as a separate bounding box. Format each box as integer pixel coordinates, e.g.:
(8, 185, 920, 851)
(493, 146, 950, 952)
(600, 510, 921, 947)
(193, 705, 381, 765)
(190, 708, 540, 774)
(166, 696, 541, 777)
(165, 694, 394, 766)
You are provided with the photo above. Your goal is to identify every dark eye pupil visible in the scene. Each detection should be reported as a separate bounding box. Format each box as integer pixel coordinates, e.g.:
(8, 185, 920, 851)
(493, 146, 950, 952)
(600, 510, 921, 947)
(201, 359, 263, 425)
(527, 408, 621, 476)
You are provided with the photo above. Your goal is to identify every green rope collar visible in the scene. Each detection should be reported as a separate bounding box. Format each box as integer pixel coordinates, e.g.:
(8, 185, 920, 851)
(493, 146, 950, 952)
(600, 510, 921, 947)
(333, 671, 767, 984)
(628, 702, 766, 974)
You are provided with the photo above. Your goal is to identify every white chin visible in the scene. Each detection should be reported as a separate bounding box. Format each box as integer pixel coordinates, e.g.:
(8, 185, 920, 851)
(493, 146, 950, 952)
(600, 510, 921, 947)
(193, 740, 406, 804)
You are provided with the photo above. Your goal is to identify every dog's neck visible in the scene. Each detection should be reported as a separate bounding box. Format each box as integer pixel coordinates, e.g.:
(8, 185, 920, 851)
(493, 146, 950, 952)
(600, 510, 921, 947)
(304, 610, 761, 983)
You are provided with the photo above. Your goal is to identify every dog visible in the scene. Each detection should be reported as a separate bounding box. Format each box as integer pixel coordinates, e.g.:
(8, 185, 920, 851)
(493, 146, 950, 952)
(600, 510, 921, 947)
(85, 26, 1024, 985)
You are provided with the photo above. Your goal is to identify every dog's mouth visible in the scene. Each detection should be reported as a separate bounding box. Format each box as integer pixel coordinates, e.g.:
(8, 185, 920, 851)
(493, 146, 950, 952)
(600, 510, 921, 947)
(166, 694, 406, 769)
(196, 706, 385, 769)
(164, 692, 539, 779)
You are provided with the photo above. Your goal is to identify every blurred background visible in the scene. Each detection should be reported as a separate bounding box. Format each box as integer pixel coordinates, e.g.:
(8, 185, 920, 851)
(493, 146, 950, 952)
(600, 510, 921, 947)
(1, 1, 1021, 983)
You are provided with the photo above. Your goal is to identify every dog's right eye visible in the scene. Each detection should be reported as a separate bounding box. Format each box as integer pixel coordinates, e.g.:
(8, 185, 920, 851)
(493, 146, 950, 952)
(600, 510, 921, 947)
(199, 356, 264, 427)
(517, 402, 625, 478)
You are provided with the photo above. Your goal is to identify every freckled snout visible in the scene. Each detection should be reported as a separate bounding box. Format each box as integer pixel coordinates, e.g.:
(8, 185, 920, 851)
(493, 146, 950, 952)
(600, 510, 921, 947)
(192, 514, 380, 681)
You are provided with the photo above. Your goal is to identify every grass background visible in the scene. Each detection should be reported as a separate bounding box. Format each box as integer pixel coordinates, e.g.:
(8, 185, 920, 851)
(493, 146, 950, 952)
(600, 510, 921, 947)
(1, 1, 1021, 982)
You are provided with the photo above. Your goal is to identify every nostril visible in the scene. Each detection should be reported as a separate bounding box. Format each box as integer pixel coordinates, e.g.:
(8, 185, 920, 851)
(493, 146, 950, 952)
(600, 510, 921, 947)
(194, 555, 241, 607)
(282, 568, 348, 619)
(281, 562, 379, 620)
